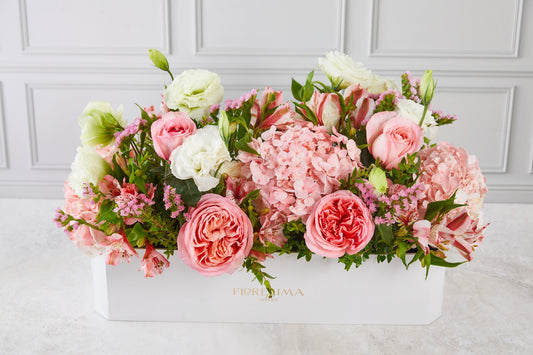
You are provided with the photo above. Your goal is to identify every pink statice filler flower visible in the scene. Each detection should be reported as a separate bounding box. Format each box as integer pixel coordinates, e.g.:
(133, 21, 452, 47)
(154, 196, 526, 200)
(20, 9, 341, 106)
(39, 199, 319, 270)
(163, 183, 185, 218)
(100, 232, 138, 266)
(139, 243, 170, 277)
(304, 190, 375, 258)
(238, 122, 361, 247)
(177, 194, 253, 276)
(99, 175, 156, 225)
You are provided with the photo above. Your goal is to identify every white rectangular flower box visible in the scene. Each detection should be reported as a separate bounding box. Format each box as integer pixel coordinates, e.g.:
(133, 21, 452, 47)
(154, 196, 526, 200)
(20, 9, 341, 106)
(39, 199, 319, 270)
(91, 253, 445, 324)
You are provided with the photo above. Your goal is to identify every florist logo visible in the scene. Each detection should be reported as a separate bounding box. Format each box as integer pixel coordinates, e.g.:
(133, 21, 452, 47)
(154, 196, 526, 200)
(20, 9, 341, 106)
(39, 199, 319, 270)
(233, 287, 304, 301)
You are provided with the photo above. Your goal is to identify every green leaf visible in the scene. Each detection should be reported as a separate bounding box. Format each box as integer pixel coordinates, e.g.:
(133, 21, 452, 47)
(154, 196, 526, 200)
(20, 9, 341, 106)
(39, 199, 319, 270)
(235, 137, 260, 156)
(397, 241, 409, 267)
(291, 79, 303, 101)
(165, 176, 202, 207)
(430, 254, 466, 268)
(126, 223, 147, 247)
(376, 224, 393, 246)
(424, 190, 465, 222)
(408, 249, 423, 267)
(98, 199, 121, 224)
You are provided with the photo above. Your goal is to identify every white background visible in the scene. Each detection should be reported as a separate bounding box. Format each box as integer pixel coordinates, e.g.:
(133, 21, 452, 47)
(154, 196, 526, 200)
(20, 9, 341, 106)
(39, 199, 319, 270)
(0, 0, 531, 202)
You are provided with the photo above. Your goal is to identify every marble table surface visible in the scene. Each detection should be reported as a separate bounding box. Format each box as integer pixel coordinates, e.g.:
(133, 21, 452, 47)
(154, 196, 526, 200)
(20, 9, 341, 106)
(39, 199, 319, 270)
(1, 198, 532, 355)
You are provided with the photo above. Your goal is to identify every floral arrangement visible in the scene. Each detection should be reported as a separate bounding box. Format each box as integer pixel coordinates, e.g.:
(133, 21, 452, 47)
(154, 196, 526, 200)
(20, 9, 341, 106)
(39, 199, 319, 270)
(54, 50, 487, 296)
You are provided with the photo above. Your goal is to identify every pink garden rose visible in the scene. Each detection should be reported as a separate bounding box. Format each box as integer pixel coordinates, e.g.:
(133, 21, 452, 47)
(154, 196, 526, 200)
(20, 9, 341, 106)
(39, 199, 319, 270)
(139, 243, 170, 277)
(151, 111, 197, 161)
(366, 111, 424, 170)
(304, 190, 374, 258)
(177, 193, 253, 276)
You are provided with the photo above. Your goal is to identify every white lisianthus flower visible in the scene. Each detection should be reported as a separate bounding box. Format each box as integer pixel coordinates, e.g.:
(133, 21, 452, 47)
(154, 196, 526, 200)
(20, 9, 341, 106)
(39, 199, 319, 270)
(317, 51, 398, 94)
(395, 99, 438, 139)
(164, 69, 224, 121)
(78, 101, 125, 148)
(170, 125, 231, 191)
(68, 146, 111, 195)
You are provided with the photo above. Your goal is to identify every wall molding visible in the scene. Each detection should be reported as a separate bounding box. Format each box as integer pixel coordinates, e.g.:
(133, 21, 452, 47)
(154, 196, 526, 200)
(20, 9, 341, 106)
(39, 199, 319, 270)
(437, 85, 515, 174)
(0, 82, 8, 169)
(18, 0, 170, 55)
(25, 82, 162, 171)
(369, 0, 524, 58)
(194, 0, 346, 56)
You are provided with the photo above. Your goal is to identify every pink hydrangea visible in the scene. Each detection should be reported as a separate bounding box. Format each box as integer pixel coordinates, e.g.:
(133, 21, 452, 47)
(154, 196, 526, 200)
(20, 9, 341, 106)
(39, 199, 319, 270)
(418, 142, 487, 215)
(238, 122, 362, 246)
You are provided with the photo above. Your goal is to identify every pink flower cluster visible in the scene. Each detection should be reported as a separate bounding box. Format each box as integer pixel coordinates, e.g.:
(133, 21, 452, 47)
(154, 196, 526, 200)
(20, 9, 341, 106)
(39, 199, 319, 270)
(238, 122, 361, 246)
(163, 183, 185, 218)
(225, 89, 257, 110)
(114, 117, 147, 146)
(99, 176, 156, 224)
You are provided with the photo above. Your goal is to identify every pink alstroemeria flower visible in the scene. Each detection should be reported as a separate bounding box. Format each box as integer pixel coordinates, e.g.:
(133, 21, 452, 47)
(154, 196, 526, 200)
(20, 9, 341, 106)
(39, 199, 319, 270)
(100, 233, 138, 266)
(412, 219, 431, 255)
(139, 244, 170, 277)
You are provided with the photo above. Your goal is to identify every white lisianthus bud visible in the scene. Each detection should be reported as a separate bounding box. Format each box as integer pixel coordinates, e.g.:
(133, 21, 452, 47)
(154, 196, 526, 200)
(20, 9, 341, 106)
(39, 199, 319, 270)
(368, 166, 387, 195)
(164, 69, 224, 122)
(148, 48, 169, 72)
(170, 125, 231, 192)
(68, 146, 111, 195)
(78, 101, 125, 148)
(420, 70, 436, 105)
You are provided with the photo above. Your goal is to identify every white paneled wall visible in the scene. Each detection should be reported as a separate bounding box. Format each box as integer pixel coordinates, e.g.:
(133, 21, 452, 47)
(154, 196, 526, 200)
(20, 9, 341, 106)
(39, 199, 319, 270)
(0, 0, 532, 202)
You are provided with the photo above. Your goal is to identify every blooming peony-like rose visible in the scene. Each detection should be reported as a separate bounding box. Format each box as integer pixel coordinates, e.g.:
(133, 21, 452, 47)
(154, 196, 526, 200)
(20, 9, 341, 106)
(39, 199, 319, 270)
(164, 69, 224, 121)
(170, 125, 231, 191)
(395, 98, 438, 139)
(68, 146, 111, 196)
(177, 194, 253, 276)
(366, 111, 424, 170)
(317, 51, 398, 94)
(306, 91, 342, 132)
(304, 190, 374, 258)
(151, 111, 197, 161)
